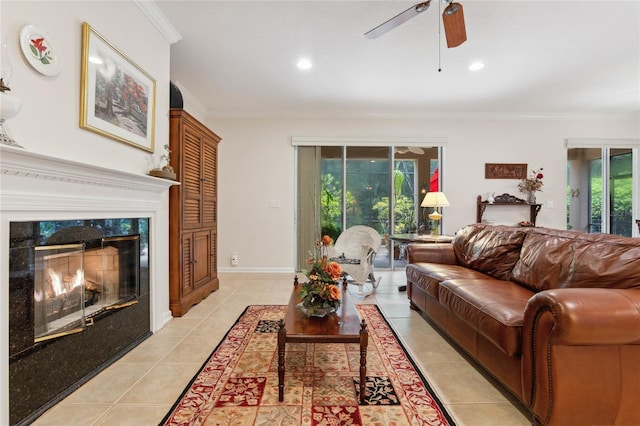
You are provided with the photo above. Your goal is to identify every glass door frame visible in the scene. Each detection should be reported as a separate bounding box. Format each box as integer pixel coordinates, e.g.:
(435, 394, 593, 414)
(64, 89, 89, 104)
(566, 138, 640, 237)
(293, 137, 447, 270)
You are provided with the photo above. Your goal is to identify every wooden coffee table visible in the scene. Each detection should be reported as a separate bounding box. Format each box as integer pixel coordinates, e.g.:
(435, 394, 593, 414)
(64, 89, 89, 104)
(277, 277, 368, 404)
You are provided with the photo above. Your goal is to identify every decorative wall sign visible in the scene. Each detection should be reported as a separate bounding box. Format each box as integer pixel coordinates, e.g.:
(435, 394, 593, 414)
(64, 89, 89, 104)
(485, 163, 527, 179)
(80, 22, 155, 152)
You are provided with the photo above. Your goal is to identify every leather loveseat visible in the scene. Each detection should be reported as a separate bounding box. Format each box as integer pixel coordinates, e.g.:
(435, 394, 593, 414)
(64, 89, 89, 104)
(406, 223, 640, 426)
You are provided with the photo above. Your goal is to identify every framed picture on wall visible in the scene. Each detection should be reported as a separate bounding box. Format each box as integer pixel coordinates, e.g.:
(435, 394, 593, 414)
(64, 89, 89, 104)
(485, 163, 527, 179)
(80, 22, 156, 152)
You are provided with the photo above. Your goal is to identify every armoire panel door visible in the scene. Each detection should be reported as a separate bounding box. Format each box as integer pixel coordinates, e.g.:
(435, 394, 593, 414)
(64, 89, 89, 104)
(202, 137, 217, 227)
(181, 232, 194, 296)
(182, 126, 203, 228)
(192, 229, 212, 287)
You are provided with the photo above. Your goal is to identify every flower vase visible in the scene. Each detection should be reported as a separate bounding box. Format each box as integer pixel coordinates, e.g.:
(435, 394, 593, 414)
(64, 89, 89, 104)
(297, 301, 336, 318)
(527, 192, 537, 204)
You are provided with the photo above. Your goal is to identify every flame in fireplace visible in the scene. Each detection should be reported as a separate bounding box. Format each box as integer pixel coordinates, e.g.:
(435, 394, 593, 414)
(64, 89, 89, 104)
(47, 268, 84, 297)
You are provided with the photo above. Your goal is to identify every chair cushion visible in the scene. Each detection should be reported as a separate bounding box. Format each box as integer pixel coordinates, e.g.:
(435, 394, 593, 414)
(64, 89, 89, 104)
(438, 279, 534, 356)
(406, 263, 491, 299)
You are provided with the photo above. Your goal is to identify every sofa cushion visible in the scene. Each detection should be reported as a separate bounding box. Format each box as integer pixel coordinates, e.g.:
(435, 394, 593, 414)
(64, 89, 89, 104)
(406, 263, 491, 299)
(453, 224, 529, 280)
(565, 232, 640, 289)
(439, 279, 534, 356)
(512, 228, 640, 291)
(510, 230, 574, 291)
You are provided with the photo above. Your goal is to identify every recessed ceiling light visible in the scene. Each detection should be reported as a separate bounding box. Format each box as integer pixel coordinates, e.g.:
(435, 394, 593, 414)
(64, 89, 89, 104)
(297, 58, 312, 70)
(469, 61, 485, 71)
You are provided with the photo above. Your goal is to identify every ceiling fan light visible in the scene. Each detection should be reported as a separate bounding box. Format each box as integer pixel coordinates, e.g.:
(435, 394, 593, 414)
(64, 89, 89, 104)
(442, 2, 467, 48)
(444, 3, 459, 15)
(415, 1, 431, 13)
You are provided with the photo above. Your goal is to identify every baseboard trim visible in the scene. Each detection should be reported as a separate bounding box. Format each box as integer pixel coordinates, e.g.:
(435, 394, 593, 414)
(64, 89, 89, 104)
(218, 267, 296, 274)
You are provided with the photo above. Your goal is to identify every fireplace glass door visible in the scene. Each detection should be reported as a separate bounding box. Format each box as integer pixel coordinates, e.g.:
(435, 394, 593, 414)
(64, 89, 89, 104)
(34, 235, 140, 342)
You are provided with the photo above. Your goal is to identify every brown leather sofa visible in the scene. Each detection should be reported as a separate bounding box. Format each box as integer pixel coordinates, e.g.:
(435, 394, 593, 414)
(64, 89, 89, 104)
(406, 223, 640, 426)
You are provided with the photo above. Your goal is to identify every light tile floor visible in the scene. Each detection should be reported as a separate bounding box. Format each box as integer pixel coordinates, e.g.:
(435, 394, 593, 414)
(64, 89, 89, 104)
(33, 271, 531, 426)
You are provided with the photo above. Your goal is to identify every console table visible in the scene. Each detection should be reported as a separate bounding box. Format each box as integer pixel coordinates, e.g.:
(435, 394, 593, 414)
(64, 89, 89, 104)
(477, 193, 542, 226)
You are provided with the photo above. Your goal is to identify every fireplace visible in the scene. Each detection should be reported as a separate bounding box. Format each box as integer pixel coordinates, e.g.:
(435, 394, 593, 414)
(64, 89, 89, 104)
(1, 145, 175, 426)
(8, 219, 150, 425)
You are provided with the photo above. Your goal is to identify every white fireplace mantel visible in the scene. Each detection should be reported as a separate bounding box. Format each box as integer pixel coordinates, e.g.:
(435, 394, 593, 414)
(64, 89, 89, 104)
(0, 144, 177, 425)
(1, 144, 176, 199)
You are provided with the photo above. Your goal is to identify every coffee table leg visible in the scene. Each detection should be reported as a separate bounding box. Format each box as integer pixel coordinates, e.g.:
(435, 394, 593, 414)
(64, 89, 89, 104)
(359, 319, 368, 404)
(277, 319, 286, 402)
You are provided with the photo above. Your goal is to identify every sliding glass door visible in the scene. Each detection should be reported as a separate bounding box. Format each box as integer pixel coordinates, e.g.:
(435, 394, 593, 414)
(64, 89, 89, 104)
(297, 144, 441, 270)
(567, 146, 636, 236)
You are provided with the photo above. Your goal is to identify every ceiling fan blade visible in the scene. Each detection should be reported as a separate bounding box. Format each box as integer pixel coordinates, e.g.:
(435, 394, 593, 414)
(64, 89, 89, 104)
(408, 147, 425, 155)
(365, 1, 431, 39)
(442, 2, 467, 47)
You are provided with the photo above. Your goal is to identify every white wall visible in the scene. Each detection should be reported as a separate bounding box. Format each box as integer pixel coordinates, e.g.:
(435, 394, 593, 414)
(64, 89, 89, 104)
(2, 1, 170, 172)
(209, 116, 639, 272)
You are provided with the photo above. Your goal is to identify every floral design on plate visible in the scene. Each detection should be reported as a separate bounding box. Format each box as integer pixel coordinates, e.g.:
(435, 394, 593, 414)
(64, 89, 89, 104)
(20, 24, 62, 76)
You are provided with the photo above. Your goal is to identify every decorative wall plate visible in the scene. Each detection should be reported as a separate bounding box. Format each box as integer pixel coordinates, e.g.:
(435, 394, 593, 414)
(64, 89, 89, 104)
(19, 25, 62, 76)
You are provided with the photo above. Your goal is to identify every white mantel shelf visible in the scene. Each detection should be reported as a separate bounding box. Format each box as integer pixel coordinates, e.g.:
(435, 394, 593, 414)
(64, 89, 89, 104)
(0, 144, 178, 193)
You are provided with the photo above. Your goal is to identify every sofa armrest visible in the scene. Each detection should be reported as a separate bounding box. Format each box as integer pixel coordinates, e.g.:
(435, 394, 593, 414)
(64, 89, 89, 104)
(522, 288, 640, 425)
(524, 288, 640, 347)
(406, 243, 458, 265)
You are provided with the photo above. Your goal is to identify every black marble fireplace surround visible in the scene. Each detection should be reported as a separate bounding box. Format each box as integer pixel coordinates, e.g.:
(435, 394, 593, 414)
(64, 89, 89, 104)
(8, 218, 151, 425)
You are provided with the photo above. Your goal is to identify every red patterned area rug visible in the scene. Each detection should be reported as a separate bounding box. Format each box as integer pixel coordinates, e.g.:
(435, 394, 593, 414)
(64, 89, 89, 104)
(160, 305, 455, 425)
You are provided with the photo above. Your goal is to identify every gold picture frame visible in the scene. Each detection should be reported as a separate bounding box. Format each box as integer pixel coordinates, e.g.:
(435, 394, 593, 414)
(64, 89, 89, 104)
(80, 22, 156, 152)
(485, 163, 527, 179)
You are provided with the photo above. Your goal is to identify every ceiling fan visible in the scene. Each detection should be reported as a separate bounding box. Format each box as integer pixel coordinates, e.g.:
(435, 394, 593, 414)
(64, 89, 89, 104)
(395, 146, 425, 155)
(364, 0, 467, 48)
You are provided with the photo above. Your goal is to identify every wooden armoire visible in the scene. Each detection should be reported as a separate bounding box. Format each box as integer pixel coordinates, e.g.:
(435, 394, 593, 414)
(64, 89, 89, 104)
(168, 109, 221, 316)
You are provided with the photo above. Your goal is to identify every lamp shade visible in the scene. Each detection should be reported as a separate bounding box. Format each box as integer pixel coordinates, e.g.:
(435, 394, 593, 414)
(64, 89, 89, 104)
(421, 192, 450, 208)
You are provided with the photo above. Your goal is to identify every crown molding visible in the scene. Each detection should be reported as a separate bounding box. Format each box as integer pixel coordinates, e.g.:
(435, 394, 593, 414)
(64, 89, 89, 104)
(203, 107, 640, 122)
(135, 0, 182, 44)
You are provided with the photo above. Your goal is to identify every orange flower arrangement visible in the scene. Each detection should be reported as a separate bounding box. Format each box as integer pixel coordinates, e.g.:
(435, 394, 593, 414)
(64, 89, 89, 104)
(298, 235, 343, 316)
(325, 261, 342, 281)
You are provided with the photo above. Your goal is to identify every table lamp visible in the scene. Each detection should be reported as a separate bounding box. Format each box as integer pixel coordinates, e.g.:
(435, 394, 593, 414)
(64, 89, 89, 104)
(420, 192, 450, 236)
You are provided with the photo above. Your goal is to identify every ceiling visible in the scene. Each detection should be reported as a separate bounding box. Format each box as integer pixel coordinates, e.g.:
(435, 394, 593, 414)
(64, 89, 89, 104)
(155, 1, 640, 119)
